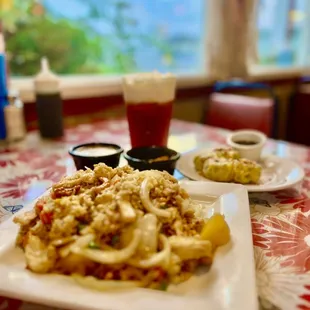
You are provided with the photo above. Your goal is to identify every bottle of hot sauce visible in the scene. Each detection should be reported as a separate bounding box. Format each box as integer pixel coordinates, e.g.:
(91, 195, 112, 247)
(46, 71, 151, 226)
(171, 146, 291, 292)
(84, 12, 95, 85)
(34, 58, 64, 138)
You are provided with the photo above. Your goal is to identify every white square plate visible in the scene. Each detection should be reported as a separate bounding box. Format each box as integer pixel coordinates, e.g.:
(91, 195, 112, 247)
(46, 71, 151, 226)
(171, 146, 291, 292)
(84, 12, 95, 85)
(0, 181, 258, 310)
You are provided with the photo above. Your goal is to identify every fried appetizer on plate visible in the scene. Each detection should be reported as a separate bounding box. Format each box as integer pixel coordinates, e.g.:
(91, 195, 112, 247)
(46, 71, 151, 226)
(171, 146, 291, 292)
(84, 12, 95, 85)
(202, 157, 234, 182)
(211, 148, 240, 160)
(194, 148, 239, 172)
(194, 148, 262, 184)
(233, 158, 261, 184)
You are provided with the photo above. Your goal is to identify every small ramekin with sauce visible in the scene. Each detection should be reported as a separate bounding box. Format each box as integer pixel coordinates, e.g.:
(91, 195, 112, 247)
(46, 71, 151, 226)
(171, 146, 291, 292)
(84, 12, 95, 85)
(124, 146, 180, 174)
(69, 143, 123, 170)
(226, 130, 267, 162)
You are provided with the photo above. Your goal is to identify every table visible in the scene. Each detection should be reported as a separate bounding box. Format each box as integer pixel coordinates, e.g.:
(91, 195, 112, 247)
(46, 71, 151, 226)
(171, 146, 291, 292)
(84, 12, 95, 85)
(0, 119, 309, 310)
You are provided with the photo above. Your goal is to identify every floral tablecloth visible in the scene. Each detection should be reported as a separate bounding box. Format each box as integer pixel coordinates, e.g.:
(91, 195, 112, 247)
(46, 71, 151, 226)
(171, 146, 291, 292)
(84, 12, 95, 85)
(0, 119, 310, 310)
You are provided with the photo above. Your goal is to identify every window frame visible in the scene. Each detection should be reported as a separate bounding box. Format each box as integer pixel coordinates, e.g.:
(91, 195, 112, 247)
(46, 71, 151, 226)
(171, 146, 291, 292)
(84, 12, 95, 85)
(11, 65, 308, 103)
(11, 73, 214, 102)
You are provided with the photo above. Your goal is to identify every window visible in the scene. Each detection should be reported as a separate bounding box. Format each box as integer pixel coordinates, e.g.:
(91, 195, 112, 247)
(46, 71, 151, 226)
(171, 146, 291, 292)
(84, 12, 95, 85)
(257, 0, 309, 66)
(2, 0, 310, 102)
(3, 0, 206, 76)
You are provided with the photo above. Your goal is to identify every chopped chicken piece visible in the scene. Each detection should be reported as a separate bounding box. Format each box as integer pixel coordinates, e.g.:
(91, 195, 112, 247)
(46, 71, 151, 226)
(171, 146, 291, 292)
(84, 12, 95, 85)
(13, 210, 37, 226)
(25, 234, 56, 273)
(168, 236, 212, 260)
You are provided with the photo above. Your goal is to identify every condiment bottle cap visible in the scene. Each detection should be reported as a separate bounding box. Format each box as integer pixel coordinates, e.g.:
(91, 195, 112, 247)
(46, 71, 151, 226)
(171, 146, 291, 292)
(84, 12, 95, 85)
(34, 57, 60, 94)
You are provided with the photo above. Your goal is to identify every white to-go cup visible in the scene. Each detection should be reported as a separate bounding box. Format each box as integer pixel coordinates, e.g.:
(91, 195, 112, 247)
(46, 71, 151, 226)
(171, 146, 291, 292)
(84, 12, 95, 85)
(226, 130, 267, 162)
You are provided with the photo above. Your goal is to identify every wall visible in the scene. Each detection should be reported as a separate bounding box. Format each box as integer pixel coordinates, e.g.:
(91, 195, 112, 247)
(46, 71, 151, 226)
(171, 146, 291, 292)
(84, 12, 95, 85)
(272, 81, 296, 139)
(286, 84, 310, 145)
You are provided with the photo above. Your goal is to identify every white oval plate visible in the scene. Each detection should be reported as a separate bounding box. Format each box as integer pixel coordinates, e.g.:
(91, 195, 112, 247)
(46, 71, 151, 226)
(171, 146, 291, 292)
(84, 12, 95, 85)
(176, 148, 305, 192)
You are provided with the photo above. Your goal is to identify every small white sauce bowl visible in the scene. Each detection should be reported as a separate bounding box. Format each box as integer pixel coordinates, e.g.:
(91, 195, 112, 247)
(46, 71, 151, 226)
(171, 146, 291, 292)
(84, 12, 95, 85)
(226, 130, 267, 162)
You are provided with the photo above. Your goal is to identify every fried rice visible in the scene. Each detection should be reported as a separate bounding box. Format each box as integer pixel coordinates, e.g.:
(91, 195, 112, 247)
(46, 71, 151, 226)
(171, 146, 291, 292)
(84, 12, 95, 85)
(14, 164, 218, 290)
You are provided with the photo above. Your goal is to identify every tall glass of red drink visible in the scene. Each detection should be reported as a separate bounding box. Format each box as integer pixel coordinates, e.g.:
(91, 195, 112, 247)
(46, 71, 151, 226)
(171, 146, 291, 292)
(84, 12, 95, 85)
(122, 72, 176, 147)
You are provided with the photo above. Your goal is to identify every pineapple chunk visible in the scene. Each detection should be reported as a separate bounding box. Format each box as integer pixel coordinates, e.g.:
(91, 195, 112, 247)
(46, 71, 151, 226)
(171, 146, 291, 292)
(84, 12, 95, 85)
(201, 213, 230, 248)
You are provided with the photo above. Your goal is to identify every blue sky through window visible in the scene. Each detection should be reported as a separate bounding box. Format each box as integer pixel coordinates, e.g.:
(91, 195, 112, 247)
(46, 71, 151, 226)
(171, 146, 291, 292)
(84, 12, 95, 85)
(43, 0, 206, 74)
(257, 0, 307, 66)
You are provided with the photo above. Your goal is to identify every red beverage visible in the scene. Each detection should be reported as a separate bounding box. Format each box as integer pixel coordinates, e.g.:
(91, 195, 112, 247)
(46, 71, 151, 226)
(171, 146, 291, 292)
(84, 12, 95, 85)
(126, 101, 173, 147)
(123, 72, 176, 147)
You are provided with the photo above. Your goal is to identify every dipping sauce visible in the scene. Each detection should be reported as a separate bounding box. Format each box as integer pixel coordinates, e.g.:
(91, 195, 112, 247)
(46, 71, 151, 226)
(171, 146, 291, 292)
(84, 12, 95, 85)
(73, 145, 118, 157)
(233, 140, 258, 146)
(148, 155, 170, 163)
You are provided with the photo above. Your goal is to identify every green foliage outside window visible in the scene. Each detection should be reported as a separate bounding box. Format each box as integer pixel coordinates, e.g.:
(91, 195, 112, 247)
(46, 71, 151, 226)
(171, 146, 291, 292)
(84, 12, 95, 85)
(1, 0, 173, 76)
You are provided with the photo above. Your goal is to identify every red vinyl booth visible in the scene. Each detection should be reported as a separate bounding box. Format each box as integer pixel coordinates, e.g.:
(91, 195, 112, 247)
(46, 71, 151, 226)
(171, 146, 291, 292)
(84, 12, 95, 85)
(206, 93, 275, 137)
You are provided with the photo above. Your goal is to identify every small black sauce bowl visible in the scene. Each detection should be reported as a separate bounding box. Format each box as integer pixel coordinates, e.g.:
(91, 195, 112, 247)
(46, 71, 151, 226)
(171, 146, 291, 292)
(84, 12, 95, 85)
(69, 143, 123, 170)
(124, 146, 181, 175)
